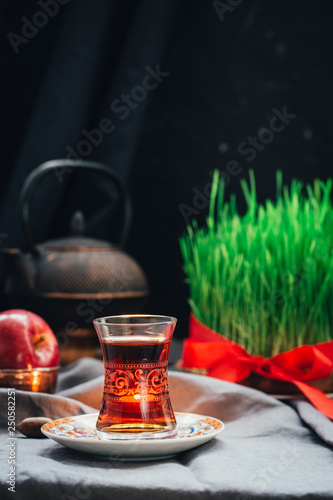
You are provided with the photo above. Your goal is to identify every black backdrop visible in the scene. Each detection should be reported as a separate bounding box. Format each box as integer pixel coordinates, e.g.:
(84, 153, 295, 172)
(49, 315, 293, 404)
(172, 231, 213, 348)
(1, 0, 333, 338)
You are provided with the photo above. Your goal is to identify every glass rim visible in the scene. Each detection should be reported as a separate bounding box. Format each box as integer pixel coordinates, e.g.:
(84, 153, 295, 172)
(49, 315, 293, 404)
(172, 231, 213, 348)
(0, 366, 60, 373)
(93, 314, 177, 327)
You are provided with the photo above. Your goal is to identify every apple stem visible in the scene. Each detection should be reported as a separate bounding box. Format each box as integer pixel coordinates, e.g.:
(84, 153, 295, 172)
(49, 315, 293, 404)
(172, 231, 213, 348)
(34, 334, 45, 347)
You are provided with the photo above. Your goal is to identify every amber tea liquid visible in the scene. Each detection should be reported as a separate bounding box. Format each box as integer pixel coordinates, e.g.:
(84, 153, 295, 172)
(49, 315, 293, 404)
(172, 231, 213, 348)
(96, 336, 177, 437)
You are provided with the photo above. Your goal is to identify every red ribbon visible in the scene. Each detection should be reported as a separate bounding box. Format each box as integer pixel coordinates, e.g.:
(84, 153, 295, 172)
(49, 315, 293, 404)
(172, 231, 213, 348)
(182, 315, 333, 419)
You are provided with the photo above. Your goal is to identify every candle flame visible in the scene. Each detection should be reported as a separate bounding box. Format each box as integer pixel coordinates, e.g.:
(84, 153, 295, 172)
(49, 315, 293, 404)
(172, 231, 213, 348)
(31, 370, 40, 392)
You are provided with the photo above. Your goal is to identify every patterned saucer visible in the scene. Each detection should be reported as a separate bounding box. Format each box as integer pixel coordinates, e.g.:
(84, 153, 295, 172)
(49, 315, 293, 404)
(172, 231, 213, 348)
(41, 412, 224, 460)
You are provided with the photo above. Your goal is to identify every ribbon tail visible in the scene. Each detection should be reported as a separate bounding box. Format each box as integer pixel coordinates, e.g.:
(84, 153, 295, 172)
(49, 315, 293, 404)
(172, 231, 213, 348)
(293, 380, 333, 420)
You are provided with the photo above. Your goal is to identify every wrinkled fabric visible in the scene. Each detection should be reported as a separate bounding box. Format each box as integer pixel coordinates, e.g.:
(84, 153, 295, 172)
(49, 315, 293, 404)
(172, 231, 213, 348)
(0, 357, 333, 500)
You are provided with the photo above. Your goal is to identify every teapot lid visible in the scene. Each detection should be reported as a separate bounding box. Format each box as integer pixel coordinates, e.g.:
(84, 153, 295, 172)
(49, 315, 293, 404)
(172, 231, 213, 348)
(37, 210, 117, 251)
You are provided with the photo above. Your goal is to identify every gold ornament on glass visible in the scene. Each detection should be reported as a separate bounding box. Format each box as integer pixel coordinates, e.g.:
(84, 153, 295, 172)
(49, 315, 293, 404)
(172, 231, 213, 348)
(94, 315, 177, 439)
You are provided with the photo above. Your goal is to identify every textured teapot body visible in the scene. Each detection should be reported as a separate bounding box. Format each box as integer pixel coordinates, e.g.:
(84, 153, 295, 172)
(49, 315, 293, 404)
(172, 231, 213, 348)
(4, 244, 148, 299)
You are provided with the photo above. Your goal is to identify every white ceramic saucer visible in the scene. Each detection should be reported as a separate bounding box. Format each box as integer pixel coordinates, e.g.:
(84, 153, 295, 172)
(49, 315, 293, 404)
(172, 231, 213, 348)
(41, 412, 224, 460)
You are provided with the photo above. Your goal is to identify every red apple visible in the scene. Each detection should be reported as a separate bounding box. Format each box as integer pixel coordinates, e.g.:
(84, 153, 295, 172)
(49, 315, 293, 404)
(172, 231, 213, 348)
(0, 309, 59, 369)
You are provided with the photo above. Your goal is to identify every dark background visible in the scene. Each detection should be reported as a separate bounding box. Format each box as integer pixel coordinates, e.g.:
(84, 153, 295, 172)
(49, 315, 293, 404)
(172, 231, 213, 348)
(0, 0, 332, 338)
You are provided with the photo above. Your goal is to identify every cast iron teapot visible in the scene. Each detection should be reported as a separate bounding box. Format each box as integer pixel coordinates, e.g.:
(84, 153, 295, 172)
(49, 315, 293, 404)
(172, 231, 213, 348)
(2, 159, 149, 328)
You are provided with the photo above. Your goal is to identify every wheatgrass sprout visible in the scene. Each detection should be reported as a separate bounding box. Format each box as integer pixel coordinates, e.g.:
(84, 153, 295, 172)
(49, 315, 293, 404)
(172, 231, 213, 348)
(180, 170, 333, 357)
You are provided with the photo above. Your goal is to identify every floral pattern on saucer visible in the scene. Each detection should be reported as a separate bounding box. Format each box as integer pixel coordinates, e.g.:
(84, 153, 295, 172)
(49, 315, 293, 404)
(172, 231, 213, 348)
(44, 413, 222, 440)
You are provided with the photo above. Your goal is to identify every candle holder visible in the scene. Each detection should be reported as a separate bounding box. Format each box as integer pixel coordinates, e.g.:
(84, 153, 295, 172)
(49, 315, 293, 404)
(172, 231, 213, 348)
(0, 366, 59, 393)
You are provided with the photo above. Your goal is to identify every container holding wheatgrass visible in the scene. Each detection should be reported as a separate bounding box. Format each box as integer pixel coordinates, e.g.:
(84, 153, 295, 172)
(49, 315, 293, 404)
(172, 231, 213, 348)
(179, 170, 333, 419)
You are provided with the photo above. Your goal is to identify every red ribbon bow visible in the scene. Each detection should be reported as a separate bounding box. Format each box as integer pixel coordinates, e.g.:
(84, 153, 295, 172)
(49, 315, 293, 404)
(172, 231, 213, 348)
(182, 315, 333, 419)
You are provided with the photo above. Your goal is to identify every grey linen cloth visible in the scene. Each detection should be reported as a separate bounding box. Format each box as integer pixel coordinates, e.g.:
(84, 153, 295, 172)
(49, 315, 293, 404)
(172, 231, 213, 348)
(1, 357, 333, 500)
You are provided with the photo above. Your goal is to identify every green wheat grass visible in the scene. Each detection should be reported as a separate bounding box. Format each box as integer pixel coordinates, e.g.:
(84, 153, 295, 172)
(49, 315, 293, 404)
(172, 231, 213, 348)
(180, 170, 333, 357)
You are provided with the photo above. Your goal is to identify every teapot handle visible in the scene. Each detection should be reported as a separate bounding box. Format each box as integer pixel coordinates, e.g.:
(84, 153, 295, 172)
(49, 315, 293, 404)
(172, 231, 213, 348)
(20, 159, 132, 251)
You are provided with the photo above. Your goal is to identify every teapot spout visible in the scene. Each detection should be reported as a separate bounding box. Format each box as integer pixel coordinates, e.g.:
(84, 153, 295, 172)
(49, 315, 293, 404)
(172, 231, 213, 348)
(2, 249, 37, 294)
